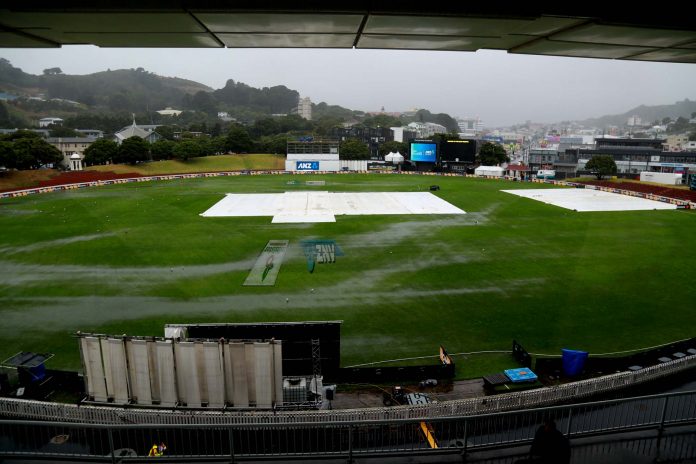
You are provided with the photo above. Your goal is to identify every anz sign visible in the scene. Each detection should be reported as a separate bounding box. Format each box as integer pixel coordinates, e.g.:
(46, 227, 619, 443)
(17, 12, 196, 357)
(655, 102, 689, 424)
(296, 161, 319, 171)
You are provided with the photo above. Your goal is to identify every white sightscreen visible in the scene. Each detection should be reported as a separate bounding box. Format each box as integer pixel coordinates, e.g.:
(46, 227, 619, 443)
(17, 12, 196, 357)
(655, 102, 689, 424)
(100, 338, 114, 400)
(230, 343, 249, 407)
(126, 339, 152, 405)
(273, 342, 284, 406)
(107, 338, 129, 404)
(147, 340, 160, 403)
(222, 343, 235, 404)
(245, 343, 257, 405)
(81, 337, 107, 402)
(203, 342, 225, 408)
(155, 341, 177, 407)
(176, 342, 201, 407)
(254, 343, 273, 408)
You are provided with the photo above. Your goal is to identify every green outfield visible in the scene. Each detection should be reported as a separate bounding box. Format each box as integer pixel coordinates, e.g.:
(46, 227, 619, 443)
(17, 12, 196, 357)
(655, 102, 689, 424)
(1, 173, 695, 379)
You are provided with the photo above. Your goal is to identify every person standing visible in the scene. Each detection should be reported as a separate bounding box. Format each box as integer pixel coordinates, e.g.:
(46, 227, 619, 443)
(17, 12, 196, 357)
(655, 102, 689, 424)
(517, 418, 570, 464)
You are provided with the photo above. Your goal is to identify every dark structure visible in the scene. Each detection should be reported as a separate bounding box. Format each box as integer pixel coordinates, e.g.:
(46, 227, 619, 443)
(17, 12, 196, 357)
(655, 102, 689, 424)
(331, 126, 393, 159)
(440, 138, 477, 172)
(1, 5, 693, 66)
(169, 322, 342, 379)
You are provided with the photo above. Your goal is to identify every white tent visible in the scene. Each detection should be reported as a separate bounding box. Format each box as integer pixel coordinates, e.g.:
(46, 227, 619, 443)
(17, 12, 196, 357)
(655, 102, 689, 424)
(475, 165, 504, 177)
(385, 152, 404, 163)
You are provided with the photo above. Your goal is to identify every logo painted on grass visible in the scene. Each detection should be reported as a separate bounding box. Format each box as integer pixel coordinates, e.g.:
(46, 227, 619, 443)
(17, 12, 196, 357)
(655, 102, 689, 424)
(243, 240, 288, 286)
(301, 240, 344, 273)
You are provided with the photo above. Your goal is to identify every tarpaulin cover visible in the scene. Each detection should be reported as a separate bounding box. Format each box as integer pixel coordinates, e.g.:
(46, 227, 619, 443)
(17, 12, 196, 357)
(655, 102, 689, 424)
(562, 348, 589, 376)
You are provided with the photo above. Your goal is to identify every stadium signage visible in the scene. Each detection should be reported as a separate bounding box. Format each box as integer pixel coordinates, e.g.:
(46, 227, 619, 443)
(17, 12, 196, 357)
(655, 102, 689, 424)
(296, 161, 319, 171)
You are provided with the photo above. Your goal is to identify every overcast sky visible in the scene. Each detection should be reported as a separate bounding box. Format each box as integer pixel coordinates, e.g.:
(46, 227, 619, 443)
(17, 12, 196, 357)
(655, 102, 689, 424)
(2, 46, 696, 127)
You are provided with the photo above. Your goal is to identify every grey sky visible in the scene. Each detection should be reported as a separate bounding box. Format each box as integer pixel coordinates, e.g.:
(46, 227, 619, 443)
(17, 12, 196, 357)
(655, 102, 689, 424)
(2, 46, 696, 127)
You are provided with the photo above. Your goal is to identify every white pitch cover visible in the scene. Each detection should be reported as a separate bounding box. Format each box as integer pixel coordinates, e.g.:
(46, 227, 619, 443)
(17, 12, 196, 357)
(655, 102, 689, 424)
(274, 342, 283, 406)
(81, 337, 107, 402)
(176, 342, 201, 407)
(107, 338, 129, 404)
(254, 343, 273, 408)
(155, 341, 177, 407)
(127, 340, 152, 405)
(203, 342, 225, 408)
(230, 343, 249, 407)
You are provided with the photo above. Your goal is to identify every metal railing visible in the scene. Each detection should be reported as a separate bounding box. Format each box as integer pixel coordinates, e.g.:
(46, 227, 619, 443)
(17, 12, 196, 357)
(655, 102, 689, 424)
(1, 390, 695, 462)
(1, 353, 695, 425)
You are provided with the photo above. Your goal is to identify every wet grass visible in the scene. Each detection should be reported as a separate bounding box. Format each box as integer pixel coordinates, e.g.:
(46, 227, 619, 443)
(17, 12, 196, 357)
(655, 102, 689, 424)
(1, 173, 695, 379)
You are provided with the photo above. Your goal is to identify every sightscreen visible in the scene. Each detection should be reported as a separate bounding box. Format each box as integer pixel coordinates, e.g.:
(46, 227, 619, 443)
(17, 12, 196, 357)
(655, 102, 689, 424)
(410, 142, 437, 162)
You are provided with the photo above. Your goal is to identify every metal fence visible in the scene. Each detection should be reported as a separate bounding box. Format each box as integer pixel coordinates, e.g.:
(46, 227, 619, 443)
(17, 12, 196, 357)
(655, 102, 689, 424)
(1, 390, 695, 462)
(1, 353, 695, 426)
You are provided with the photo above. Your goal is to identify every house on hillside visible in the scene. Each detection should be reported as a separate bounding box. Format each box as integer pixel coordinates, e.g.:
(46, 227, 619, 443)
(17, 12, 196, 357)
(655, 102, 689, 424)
(38, 117, 63, 128)
(46, 137, 94, 170)
(113, 117, 161, 144)
(156, 107, 182, 117)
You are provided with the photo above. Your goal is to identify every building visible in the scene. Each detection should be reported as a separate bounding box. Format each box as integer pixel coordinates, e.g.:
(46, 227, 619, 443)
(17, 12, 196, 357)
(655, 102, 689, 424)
(456, 117, 484, 137)
(113, 118, 162, 144)
(627, 115, 643, 127)
(297, 97, 312, 121)
(156, 107, 182, 117)
(38, 117, 63, 128)
(76, 129, 104, 139)
(46, 137, 94, 170)
(664, 134, 690, 152)
(528, 147, 559, 172)
(285, 137, 339, 171)
(390, 126, 418, 143)
(406, 122, 447, 138)
(569, 137, 696, 175)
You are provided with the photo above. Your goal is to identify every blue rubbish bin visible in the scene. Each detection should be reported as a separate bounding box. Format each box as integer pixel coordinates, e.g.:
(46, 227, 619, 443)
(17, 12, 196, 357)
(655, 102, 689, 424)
(562, 349, 588, 377)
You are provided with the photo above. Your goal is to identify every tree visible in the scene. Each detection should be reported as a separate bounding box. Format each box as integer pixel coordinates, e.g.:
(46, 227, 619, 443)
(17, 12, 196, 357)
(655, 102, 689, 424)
(257, 134, 287, 154)
(477, 142, 509, 166)
(114, 137, 149, 164)
(150, 139, 176, 160)
(379, 140, 408, 156)
(225, 125, 254, 153)
(207, 136, 228, 155)
(9, 138, 62, 169)
(585, 155, 617, 180)
(8, 138, 37, 169)
(49, 126, 80, 137)
(0, 102, 10, 127)
(340, 138, 369, 160)
(0, 141, 13, 168)
(688, 132, 696, 142)
(31, 139, 63, 167)
(191, 91, 217, 115)
(173, 140, 201, 161)
(42, 67, 63, 75)
(83, 139, 118, 166)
